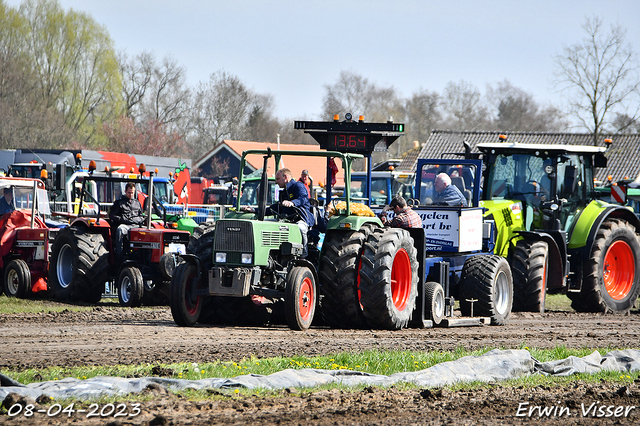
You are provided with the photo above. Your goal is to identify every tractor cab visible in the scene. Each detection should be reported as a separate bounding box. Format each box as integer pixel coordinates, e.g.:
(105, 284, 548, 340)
(477, 141, 606, 241)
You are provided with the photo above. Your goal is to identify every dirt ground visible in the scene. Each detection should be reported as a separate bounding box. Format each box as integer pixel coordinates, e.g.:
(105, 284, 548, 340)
(1, 305, 640, 425)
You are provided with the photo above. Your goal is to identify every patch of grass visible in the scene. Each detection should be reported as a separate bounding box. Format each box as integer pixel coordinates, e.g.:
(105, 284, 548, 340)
(0, 295, 123, 314)
(544, 294, 573, 311)
(3, 346, 636, 387)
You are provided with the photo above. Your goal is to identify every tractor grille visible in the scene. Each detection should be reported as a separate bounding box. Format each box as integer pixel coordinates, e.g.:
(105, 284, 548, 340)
(214, 220, 254, 252)
(261, 230, 290, 247)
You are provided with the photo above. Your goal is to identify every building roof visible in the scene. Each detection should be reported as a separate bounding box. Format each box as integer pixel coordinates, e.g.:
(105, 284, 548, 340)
(195, 140, 345, 185)
(415, 130, 640, 183)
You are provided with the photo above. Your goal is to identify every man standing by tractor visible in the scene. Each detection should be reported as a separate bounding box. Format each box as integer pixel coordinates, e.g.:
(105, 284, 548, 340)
(109, 182, 145, 261)
(379, 196, 422, 229)
(298, 169, 312, 197)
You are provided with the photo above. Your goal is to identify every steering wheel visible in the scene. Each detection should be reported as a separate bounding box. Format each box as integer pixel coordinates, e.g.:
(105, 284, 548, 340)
(524, 180, 550, 196)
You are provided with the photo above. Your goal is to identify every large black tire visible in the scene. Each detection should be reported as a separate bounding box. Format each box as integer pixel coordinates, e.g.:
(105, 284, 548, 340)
(318, 224, 376, 329)
(510, 240, 548, 313)
(170, 262, 202, 326)
(569, 219, 640, 313)
(285, 266, 317, 331)
(187, 221, 217, 324)
(359, 228, 419, 330)
(459, 255, 513, 325)
(3, 259, 31, 298)
(424, 281, 445, 326)
(48, 228, 109, 302)
(117, 266, 144, 307)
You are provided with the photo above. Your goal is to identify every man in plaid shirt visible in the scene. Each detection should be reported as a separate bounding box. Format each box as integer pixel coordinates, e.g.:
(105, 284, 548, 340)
(379, 196, 423, 229)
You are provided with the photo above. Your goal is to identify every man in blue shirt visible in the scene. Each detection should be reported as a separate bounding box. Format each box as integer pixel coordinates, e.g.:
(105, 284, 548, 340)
(0, 188, 15, 215)
(270, 168, 314, 257)
(242, 168, 314, 257)
(433, 173, 468, 207)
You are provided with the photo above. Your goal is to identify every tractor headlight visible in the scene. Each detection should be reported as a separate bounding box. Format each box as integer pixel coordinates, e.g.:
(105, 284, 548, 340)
(215, 252, 227, 263)
(241, 253, 253, 264)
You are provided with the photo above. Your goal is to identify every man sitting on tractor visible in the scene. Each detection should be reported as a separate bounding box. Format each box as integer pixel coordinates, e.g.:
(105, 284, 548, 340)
(433, 173, 468, 207)
(0, 188, 15, 215)
(109, 182, 145, 260)
(243, 168, 315, 256)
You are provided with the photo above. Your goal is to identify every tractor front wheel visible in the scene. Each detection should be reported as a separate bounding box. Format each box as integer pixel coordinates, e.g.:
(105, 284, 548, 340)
(511, 240, 548, 313)
(571, 219, 640, 312)
(170, 262, 203, 326)
(424, 281, 445, 325)
(460, 255, 513, 325)
(285, 266, 316, 331)
(3, 259, 31, 298)
(117, 266, 144, 307)
(359, 228, 419, 330)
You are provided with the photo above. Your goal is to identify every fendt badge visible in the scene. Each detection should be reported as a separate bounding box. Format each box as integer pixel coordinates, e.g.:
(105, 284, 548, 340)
(226, 227, 241, 232)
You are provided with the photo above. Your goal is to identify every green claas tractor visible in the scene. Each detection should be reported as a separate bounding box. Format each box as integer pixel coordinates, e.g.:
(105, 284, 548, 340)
(476, 135, 640, 313)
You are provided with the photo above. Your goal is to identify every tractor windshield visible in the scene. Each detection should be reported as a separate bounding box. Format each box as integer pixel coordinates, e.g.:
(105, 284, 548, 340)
(486, 154, 552, 200)
(239, 179, 277, 206)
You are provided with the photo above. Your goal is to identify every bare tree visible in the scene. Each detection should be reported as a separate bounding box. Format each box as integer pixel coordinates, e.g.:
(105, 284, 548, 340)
(139, 55, 191, 128)
(404, 89, 442, 144)
(441, 80, 491, 131)
(554, 16, 640, 144)
(486, 80, 567, 132)
(189, 71, 254, 159)
(322, 71, 403, 123)
(118, 50, 154, 120)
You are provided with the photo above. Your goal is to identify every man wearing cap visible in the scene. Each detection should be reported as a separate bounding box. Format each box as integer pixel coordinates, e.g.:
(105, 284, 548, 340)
(379, 196, 422, 229)
(298, 170, 312, 197)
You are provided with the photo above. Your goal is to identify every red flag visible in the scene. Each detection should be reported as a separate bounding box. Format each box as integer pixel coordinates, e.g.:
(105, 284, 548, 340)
(329, 158, 339, 186)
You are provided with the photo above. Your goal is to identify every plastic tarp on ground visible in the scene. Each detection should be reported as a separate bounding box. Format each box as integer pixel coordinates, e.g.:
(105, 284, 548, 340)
(2, 349, 640, 403)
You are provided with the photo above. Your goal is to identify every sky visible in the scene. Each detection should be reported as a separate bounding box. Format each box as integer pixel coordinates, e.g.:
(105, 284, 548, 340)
(4, 0, 640, 120)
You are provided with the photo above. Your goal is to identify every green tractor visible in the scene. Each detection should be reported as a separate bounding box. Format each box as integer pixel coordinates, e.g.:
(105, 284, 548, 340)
(170, 148, 405, 330)
(477, 135, 640, 313)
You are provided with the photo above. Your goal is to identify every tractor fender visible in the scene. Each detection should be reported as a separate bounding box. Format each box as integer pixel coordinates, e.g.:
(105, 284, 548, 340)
(571, 204, 640, 261)
(289, 258, 319, 286)
(514, 230, 566, 292)
(178, 253, 206, 283)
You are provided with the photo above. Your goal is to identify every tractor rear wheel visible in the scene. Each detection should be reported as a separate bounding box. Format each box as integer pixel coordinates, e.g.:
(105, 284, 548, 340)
(49, 228, 109, 302)
(424, 281, 445, 325)
(359, 228, 419, 330)
(170, 262, 202, 326)
(4, 259, 30, 298)
(318, 225, 375, 329)
(511, 240, 548, 313)
(460, 255, 513, 325)
(117, 266, 144, 307)
(570, 219, 640, 312)
(285, 266, 316, 331)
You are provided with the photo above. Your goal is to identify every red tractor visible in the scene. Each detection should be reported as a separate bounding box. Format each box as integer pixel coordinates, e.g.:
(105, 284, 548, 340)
(48, 171, 190, 306)
(0, 177, 63, 298)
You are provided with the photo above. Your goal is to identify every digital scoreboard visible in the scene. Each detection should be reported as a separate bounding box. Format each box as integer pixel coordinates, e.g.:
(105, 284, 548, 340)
(294, 113, 404, 154)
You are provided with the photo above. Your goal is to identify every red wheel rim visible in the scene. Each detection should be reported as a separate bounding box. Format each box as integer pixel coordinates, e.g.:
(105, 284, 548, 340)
(185, 269, 200, 315)
(299, 276, 314, 321)
(603, 240, 635, 300)
(391, 248, 412, 311)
